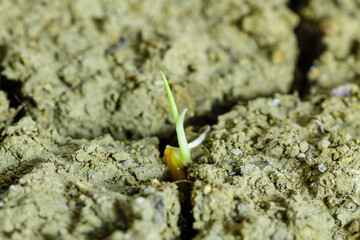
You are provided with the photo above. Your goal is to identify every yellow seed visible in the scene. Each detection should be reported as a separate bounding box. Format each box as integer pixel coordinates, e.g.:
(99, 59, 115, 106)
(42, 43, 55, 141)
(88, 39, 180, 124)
(164, 145, 186, 181)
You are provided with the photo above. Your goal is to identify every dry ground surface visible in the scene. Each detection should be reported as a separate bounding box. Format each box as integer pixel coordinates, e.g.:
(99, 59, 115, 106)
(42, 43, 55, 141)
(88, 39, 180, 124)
(0, 0, 360, 239)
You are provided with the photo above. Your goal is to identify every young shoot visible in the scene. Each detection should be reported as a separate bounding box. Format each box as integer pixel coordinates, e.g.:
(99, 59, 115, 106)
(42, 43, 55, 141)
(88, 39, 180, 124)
(161, 71, 190, 181)
(161, 72, 210, 181)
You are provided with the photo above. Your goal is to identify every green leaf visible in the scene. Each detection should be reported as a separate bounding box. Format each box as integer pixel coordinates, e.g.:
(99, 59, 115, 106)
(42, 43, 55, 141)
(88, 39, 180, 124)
(160, 71, 179, 123)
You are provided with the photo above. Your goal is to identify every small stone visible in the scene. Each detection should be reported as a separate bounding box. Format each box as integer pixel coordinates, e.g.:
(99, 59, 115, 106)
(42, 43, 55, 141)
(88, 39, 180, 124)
(299, 142, 309, 153)
(203, 185, 212, 194)
(230, 148, 242, 156)
(325, 196, 336, 207)
(84, 143, 97, 153)
(297, 153, 306, 159)
(143, 186, 156, 195)
(151, 179, 160, 186)
(134, 197, 146, 204)
(273, 98, 281, 106)
(318, 163, 327, 173)
(317, 139, 330, 150)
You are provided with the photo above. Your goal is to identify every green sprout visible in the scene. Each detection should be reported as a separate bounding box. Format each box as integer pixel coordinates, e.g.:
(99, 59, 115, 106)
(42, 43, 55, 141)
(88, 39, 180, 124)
(160, 71, 191, 166)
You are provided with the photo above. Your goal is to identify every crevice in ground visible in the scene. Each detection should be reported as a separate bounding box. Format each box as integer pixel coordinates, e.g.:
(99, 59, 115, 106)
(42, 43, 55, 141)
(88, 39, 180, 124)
(289, 0, 325, 98)
(0, 74, 26, 123)
(0, 44, 27, 124)
(177, 181, 197, 240)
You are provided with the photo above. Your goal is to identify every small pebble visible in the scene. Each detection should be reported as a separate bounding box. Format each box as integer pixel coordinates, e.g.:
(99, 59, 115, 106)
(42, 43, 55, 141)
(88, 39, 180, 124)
(297, 153, 306, 159)
(231, 148, 242, 156)
(318, 163, 327, 173)
(317, 139, 330, 150)
(143, 186, 156, 195)
(299, 142, 309, 153)
(134, 197, 146, 204)
(203, 185, 212, 194)
(273, 98, 281, 106)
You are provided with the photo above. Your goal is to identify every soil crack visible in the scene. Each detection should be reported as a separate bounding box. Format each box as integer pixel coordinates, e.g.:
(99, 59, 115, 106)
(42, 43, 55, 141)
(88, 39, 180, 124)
(289, 0, 324, 97)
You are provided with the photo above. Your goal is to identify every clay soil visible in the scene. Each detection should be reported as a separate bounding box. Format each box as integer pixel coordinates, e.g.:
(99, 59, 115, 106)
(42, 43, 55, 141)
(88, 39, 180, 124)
(0, 0, 360, 239)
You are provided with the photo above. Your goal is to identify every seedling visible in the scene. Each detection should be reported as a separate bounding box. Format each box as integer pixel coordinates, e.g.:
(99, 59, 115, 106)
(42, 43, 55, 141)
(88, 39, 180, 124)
(161, 71, 210, 181)
(161, 71, 190, 181)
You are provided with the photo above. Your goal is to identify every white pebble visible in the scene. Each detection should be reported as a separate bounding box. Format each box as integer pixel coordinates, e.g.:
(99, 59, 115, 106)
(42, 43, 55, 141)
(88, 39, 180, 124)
(318, 163, 327, 173)
(231, 148, 242, 156)
(298, 153, 306, 159)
